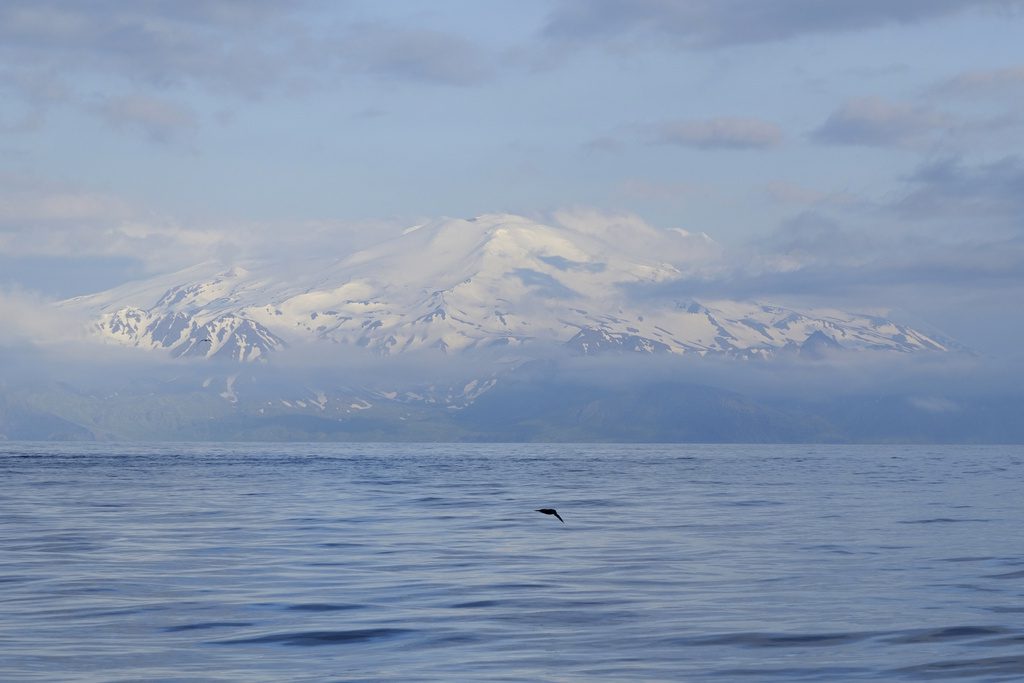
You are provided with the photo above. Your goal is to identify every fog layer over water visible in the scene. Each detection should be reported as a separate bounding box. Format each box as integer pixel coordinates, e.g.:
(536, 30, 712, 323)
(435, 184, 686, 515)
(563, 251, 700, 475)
(1, 443, 1023, 681)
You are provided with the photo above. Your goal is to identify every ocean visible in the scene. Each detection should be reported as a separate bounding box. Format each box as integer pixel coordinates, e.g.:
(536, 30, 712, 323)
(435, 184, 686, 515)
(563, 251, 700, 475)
(1, 442, 1022, 682)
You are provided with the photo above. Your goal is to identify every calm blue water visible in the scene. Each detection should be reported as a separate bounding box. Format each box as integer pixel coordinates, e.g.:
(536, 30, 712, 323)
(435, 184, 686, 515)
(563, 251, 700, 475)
(1, 443, 1023, 682)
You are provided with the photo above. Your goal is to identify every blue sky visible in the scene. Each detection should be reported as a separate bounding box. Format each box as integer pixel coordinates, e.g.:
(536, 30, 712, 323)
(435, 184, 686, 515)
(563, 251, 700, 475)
(2, 1, 1023, 356)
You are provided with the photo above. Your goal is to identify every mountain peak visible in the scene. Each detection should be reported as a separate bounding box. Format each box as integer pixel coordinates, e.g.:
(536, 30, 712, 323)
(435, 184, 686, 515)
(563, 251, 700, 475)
(62, 213, 952, 361)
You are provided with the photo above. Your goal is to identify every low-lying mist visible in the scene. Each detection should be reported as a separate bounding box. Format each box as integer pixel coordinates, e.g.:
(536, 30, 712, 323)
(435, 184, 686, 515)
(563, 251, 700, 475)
(2, 329, 1021, 443)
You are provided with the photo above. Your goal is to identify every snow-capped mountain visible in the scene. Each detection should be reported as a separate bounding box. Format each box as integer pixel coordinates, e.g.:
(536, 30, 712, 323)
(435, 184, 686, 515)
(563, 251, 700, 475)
(61, 213, 950, 361)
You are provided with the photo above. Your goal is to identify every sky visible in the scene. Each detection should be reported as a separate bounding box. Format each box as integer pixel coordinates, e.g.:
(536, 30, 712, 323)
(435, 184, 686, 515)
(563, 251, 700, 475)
(2, 0, 1023, 357)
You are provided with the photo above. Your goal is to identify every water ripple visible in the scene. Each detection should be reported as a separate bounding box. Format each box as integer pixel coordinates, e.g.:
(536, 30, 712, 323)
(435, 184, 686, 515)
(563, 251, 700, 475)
(894, 654, 1024, 679)
(164, 621, 254, 632)
(1, 442, 1022, 681)
(213, 628, 413, 647)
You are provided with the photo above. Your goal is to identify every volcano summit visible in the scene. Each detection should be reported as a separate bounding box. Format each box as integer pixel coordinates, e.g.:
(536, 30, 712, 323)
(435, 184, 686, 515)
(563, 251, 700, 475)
(63, 214, 949, 363)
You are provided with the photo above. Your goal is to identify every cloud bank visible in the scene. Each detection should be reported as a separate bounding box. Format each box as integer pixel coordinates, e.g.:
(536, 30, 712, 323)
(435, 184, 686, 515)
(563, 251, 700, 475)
(543, 0, 1020, 48)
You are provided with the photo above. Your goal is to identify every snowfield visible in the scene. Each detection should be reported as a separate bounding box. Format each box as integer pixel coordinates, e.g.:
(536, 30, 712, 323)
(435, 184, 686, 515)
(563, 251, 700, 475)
(60, 213, 949, 362)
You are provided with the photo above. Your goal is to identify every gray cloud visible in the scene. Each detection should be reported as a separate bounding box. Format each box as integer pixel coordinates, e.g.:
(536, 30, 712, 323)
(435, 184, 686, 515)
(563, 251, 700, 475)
(95, 95, 198, 143)
(895, 156, 1024, 232)
(0, 0, 301, 142)
(338, 24, 496, 86)
(0, 1, 499, 143)
(763, 181, 862, 209)
(543, 0, 1021, 49)
(617, 229, 1024, 361)
(615, 156, 1024, 358)
(726, 240, 1024, 299)
(0, 2, 499, 92)
(930, 65, 1024, 98)
(755, 157, 1024, 293)
(758, 211, 874, 263)
(758, 157, 1024, 291)
(812, 97, 951, 147)
(0, 0, 297, 94)
(0, 67, 69, 132)
(647, 117, 783, 149)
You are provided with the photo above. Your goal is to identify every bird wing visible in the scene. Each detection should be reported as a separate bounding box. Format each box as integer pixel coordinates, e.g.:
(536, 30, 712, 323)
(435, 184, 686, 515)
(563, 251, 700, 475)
(553, 511, 564, 523)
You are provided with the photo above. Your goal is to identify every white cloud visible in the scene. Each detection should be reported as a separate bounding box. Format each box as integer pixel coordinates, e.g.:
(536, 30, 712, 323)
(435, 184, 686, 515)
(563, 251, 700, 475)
(0, 177, 244, 273)
(0, 188, 132, 223)
(0, 287, 88, 345)
(0, 173, 418, 294)
(551, 207, 721, 271)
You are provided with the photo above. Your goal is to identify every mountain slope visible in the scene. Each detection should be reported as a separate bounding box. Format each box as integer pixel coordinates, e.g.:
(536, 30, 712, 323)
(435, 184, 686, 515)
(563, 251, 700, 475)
(60, 213, 950, 361)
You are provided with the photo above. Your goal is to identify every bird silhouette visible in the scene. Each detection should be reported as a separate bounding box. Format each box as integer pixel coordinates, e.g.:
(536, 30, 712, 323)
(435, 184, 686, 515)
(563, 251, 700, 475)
(200, 338, 212, 342)
(535, 508, 564, 523)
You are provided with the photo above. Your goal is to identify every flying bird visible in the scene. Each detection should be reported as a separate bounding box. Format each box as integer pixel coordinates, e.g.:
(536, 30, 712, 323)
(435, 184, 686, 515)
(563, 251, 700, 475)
(200, 338, 212, 342)
(535, 508, 564, 523)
